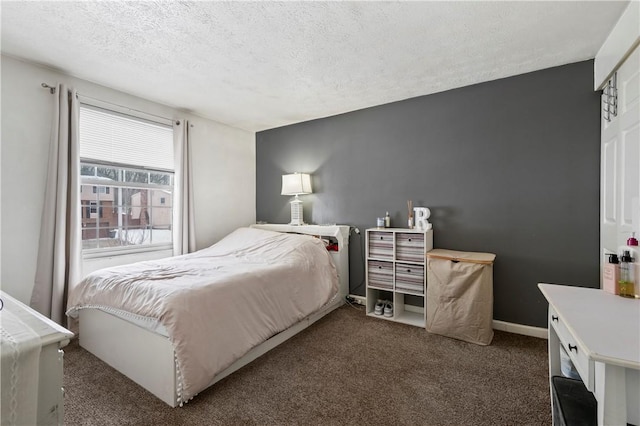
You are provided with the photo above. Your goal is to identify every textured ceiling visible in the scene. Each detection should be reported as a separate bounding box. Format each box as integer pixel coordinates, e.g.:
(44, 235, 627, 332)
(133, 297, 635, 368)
(0, 1, 629, 132)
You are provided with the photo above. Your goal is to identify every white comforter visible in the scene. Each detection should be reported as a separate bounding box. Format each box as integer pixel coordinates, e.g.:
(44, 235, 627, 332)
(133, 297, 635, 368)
(67, 227, 339, 402)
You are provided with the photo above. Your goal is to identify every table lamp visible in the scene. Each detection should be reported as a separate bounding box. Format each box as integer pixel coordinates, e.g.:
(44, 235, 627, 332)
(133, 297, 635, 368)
(281, 173, 312, 225)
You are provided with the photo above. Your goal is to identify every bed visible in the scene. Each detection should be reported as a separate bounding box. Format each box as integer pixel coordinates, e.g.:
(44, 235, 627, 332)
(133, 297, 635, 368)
(66, 224, 350, 407)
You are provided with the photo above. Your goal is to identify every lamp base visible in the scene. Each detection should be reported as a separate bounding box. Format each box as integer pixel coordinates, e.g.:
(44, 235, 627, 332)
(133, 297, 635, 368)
(289, 198, 304, 226)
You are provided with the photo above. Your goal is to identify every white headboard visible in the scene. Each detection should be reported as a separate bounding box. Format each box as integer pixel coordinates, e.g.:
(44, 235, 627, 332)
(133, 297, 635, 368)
(250, 224, 350, 301)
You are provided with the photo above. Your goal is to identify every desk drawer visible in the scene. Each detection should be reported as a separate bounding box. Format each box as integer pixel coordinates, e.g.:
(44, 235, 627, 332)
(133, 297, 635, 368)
(549, 306, 593, 391)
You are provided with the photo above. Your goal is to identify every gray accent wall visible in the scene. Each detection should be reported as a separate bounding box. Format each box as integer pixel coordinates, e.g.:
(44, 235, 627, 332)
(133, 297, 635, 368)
(256, 60, 600, 328)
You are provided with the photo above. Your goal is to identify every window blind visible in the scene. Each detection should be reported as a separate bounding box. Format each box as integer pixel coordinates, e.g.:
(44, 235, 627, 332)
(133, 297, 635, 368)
(79, 105, 174, 170)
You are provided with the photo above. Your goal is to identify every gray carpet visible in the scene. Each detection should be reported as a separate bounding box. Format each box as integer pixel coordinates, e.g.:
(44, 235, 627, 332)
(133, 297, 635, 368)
(63, 305, 551, 425)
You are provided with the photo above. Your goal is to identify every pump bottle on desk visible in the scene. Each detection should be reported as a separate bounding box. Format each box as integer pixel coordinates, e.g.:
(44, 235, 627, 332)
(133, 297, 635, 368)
(619, 232, 639, 260)
(603, 254, 620, 295)
(384, 212, 390, 228)
(618, 250, 635, 298)
(619, 232, 639, 298)
(632, 233, 640, 298)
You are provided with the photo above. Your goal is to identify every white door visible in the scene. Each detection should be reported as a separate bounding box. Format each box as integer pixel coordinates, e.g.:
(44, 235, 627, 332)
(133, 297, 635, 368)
(601, 45, 640, 281)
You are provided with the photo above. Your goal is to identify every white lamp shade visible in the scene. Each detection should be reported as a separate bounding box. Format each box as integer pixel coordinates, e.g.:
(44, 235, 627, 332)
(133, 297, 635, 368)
(281, 173, 312, 196)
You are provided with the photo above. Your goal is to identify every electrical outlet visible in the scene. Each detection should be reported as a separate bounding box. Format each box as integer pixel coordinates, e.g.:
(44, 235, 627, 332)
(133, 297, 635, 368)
(347, 295, 366, 305)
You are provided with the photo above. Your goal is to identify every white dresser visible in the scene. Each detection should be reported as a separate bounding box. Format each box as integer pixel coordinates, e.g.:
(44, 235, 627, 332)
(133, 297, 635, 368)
(538, 283, 640, 425)
(0, 291, 74, 425)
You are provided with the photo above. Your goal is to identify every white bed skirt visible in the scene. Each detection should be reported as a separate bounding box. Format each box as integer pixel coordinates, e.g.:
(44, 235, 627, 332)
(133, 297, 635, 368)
(79, 295, 344, 407)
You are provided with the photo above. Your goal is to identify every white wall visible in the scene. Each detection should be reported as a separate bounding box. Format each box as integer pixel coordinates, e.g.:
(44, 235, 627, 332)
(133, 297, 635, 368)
(0, 55, 256, 304)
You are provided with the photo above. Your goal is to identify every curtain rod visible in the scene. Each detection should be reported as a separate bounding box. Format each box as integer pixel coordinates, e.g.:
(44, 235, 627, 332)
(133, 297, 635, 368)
(40, 82, 187, 126)
(41, 83, 56, 94)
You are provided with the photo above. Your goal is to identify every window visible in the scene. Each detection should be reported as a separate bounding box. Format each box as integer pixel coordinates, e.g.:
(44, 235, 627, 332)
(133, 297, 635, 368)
(79, 104, 174, 255)
(92, 186, 110, 194)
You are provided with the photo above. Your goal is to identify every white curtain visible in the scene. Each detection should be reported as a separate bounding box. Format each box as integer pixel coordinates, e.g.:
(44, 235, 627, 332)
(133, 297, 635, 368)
(30, 84, 82, 326)
(173, 119, 196, 255)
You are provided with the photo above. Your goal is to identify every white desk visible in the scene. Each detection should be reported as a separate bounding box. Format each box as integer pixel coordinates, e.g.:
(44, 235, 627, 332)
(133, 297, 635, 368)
(538, 283, 640, 425)
(1, 291, 74, 425)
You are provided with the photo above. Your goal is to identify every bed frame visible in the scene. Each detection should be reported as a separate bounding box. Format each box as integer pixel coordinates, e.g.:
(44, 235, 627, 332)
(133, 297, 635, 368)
(78, 224, 350, 407)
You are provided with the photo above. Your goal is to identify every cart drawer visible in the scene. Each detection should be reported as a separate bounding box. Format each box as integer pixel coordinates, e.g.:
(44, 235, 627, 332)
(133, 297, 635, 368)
(368, 231, 394, 260)
(395, 263, 424, 294)
(396, 233, 425, 262)
(367, 260, 393, 289)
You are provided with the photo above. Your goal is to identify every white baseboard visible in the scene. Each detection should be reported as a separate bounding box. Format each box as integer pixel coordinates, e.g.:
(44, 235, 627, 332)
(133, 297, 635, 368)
(492, 320, 548, 339)
(350, 294, 548, 339)
(404, 304, 423, 314)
